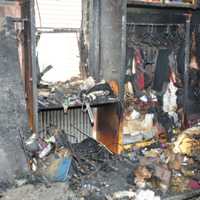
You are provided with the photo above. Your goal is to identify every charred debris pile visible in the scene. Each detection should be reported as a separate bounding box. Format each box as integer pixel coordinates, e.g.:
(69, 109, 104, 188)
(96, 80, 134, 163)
(6, 124, 200, 200)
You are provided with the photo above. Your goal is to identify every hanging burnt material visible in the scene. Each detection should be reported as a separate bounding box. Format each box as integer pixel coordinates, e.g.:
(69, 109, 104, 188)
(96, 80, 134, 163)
(127, 23, 185, 50)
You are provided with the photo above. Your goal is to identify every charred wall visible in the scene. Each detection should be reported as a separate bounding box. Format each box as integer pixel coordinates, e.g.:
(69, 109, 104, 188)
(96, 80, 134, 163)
(0, 17, 29, 185)
(89, 0, 127, 97)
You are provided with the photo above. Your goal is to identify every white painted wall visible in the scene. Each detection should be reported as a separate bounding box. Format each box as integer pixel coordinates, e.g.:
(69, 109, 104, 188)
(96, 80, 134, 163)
(35, 0, 82, 82)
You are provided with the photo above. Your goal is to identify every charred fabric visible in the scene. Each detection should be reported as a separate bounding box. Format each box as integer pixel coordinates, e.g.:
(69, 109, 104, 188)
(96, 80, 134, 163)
(125, 24, 200, 128)
(123, 24, 200, 145)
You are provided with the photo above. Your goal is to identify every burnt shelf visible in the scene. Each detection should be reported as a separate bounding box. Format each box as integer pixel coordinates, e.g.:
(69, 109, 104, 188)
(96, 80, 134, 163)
(127, 0, 197, 9)
(38, 97, 120, 112)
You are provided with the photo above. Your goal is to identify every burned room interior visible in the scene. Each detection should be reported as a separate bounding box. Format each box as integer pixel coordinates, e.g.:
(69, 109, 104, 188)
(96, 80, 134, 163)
(1, 0, 200, 200)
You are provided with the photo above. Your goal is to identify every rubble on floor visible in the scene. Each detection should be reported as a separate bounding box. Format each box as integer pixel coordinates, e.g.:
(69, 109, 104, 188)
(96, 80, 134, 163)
(125, 126, 200, 196)
(21, 127, 136, 199)
(123, 73, 200, 198)
(0, 183, 80, 200)
(1, 123, 199, 200)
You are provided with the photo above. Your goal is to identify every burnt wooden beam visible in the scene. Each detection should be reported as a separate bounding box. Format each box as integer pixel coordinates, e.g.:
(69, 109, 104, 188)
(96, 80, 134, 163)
(184, 15, 191, 114)
(21, 0, 38, 132)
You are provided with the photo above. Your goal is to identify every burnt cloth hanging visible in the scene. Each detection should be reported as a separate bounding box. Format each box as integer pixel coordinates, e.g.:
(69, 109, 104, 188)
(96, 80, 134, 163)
(152, 49, 171, 92)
